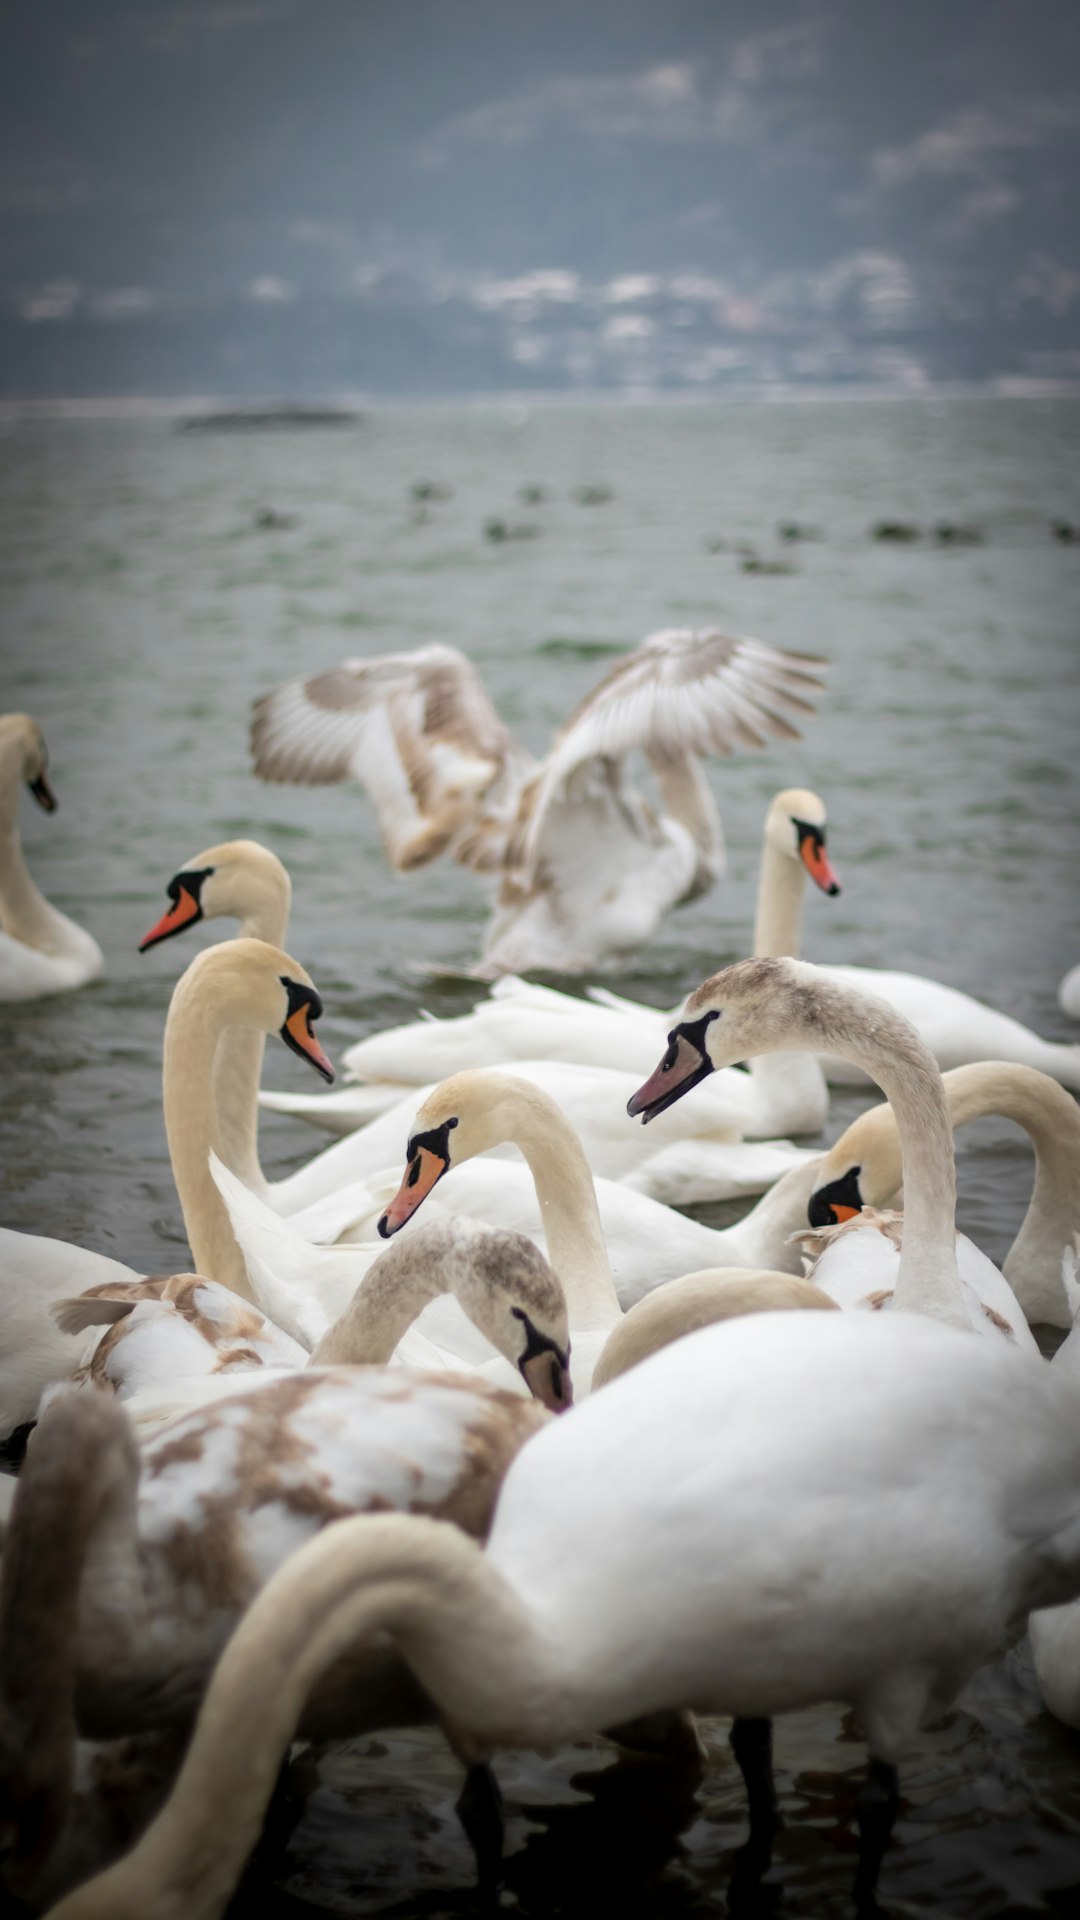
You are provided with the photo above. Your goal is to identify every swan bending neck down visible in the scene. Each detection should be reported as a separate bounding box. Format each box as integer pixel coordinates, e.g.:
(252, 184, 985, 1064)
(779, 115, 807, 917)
(140, 840, 292, 1196)
(163, 939, 333, 1301)
(46, 1310, 1080, 1920)
(0, 713, 103, 1002)
(808, 1061, 1080, 1328)
(629, 957, 972, 1330)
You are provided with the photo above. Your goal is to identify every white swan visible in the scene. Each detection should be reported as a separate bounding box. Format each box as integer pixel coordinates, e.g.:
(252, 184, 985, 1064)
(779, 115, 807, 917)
(138, 839, 292, 1195)
(807, 1061, 1080, 1328)
(250, 633, 827, 976)
(340, 1073, 824, 1304)
(0, 714, 103, 1002)
(47, 1308, 1080, 1918)
(276, 788, 841, 1149)
(627, 957, 1035, 1343)
(0, 939, 335, 1435)
(134, 840, 812, 1213)
(215, 1072, 831, 1394)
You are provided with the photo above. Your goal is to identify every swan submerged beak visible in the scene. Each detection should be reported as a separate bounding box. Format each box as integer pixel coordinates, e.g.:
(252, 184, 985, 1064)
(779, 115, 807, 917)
(627, 1030, 714, 1124)
(521, 1349, 574, 1413)
(378, 1148, 447, 1236)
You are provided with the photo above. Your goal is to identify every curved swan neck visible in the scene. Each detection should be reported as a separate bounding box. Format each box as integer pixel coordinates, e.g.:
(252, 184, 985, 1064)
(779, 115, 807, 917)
(163, 968, 259, 1302)
(0, 1396, 139, 1877)
(52, 1516, 561, 1920)
(0, 786, 69, 954)
(482, 1082, 621, 1330)
(752, 835, 806, 959)
(211, 1030, 268, 1198)
(739, 964, 964, 1322)
(310, 1239, 444, 1364)
(952, 1065, 1080, 1316)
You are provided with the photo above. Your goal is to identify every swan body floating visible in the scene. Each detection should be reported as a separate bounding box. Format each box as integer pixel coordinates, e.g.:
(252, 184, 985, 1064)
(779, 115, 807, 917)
(48, 1309, 1080, 1918)
(807, 1061, 1080, 1328)
(250, 634, 828, 976)
(276, 788, 840, 1148)
(0, 714, 103, 1002)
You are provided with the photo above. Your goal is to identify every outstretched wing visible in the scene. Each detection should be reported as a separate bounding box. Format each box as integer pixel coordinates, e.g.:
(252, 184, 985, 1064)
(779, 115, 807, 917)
(251, 645, 529, 873)
(517, 629, 827, 880)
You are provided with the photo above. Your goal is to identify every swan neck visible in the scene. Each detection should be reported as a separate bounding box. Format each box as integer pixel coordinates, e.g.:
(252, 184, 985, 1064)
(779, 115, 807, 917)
(212, 1030, 268, 1196)
(832, 1003, 961, 1317)
(163, 973, 257, 1301)
(774, 976, 963, 1320)
(493, 1091, 621, 1330)
(0, 1398, 139, 1839)
(310, 1250, 441, 1365)
(72, 1516, 564, 1920)
(0, 797, 66, 951)
(752, 838, 805, 959)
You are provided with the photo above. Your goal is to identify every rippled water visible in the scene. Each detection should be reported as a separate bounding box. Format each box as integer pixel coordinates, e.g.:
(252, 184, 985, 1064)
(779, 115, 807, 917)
(1, 397, 1079, 1915)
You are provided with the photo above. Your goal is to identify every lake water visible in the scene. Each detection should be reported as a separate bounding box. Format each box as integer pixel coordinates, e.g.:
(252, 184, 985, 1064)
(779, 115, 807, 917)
(1, 396, 1079, 1915)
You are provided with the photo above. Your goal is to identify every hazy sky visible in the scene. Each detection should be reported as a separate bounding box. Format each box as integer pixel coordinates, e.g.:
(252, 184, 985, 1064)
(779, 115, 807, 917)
(4, 1, 1080, 391)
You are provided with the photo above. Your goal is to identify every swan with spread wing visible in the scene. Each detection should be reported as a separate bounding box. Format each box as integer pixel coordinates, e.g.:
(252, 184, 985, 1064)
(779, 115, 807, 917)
(250, 632, 828, 975)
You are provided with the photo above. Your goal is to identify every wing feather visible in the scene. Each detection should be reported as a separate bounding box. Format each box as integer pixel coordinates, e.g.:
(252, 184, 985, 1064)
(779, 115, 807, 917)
(518, 629, 827, 878)
(251, 645, 527, 872)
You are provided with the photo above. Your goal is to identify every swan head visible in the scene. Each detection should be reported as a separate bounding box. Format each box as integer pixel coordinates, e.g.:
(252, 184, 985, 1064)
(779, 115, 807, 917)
(0, 712, 57, 812)
(377, 1070, 541, 1237)
(765, 788, 840, 894)
(451, 1226, 573, 1412)
(628, 957, 845, 1123)
(806, 1094, 906, 1228)
(139, 839, 290, 951)
(172, 939, 335, 1083)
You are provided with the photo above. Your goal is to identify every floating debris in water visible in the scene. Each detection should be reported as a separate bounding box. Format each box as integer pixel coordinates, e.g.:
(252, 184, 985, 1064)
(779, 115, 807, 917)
(254, 509, 298, 531)
(519, 484, 545, 505)
(872, 521, 920, 542)
(934, 523, 983, 545)
(574, 485, 613, 505)
(1052, 520, 1080, 544)
(411, 481, 453, 502)
(484, 518, 540, 543)
(778, 522, 824, 542)
(741, 555, 797, 576)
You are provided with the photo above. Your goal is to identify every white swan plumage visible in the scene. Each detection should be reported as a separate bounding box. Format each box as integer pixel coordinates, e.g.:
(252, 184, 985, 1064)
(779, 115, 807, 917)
(45, 1308, 1080, 1919)
(0, 713, 103, 1002)
(249, 633, 828, 976)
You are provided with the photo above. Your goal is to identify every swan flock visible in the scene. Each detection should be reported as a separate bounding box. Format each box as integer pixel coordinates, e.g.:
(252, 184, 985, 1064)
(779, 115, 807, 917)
(1, 602, 1078, 1919)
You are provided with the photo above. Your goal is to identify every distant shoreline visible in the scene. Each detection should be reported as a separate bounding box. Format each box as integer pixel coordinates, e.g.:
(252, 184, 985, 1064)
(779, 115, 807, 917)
(2, 380, 1079, 423)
